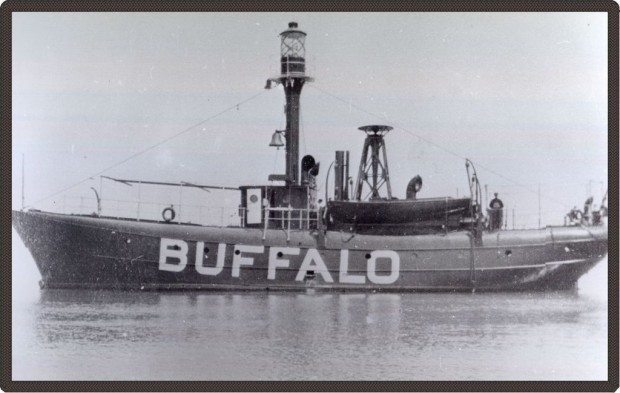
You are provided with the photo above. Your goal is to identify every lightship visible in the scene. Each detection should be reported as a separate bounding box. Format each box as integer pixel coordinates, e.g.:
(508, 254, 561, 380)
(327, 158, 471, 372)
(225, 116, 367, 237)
(12, 22, 608, 291)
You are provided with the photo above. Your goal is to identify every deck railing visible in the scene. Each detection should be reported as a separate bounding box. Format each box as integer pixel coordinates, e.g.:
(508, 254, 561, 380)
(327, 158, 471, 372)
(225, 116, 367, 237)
(263, 206, 320, 240)
(60, 195, 243, 227)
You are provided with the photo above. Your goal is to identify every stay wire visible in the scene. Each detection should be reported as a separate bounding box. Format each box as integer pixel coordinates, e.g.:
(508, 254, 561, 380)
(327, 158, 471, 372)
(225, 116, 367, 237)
(308, 83, 573, 210)
(271, 99, 286, 176)
(26, 89, 270, 209)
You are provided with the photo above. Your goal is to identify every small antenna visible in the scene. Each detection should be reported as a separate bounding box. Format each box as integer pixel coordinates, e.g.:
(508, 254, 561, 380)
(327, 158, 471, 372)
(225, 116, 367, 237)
(21, 153, 25, 211)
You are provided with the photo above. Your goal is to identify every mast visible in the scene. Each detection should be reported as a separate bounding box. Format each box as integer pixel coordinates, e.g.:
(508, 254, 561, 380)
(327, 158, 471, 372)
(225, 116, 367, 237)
(354, 125, 393, 200)
(266, 22, 313, 186)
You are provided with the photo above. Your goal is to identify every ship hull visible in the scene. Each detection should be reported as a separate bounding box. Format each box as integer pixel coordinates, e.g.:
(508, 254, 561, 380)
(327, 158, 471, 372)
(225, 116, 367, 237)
(12, 210, 607, 292)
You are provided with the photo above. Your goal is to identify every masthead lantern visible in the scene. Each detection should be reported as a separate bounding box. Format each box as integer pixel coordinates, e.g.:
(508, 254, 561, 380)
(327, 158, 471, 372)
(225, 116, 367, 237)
(280, 22, 307, 76)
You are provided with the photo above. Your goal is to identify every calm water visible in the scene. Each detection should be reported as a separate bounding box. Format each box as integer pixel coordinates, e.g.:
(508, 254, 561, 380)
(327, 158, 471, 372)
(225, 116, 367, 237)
(12, 231, 608, 381)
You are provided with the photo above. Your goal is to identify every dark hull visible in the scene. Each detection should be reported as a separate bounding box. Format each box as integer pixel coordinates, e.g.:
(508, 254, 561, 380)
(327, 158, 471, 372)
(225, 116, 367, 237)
(12, 210, 607, 292)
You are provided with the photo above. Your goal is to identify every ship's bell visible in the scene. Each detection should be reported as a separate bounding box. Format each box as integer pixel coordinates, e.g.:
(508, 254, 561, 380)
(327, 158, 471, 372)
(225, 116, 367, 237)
(269, 130, 285, 148)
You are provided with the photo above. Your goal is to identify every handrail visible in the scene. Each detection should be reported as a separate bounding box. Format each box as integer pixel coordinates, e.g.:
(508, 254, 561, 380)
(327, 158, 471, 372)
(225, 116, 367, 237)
(262, 206, 320, 241)
(57, 195, 243, 227)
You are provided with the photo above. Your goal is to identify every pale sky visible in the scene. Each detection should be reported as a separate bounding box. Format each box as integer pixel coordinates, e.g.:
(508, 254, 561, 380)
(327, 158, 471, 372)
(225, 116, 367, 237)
(12, 12, 608, 227)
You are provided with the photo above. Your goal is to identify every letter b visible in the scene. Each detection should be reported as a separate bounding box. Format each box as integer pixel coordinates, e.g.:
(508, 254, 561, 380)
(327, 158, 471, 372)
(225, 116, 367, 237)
(159, 238, 188, 272)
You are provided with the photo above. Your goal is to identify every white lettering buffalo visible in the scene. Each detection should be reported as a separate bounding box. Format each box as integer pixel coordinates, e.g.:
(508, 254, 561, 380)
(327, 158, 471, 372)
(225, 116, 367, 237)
(159, 238, 400, 284)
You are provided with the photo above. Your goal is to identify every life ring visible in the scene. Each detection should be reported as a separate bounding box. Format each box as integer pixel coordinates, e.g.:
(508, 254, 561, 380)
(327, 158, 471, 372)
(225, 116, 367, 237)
(162, 207, 176, 222)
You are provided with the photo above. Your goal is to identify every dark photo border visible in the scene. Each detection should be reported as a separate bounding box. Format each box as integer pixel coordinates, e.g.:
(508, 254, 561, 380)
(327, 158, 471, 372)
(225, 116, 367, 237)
(1, 0, 618, 391)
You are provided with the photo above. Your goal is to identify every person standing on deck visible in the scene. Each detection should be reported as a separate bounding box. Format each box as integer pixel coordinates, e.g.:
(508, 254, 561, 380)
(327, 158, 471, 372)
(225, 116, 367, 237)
(488, 193, 504, 230)
(489, 193, 504, 210)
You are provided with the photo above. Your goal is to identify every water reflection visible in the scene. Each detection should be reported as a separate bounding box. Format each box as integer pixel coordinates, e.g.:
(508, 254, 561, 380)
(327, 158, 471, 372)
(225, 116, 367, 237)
(35, 290, 163, 347)
(21, 289, 607, 380)
(39, 288, 163, 306)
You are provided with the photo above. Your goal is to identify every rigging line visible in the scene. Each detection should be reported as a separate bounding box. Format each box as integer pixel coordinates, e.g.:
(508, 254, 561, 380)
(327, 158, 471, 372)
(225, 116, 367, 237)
(279, 100, 285, 129)
(26, 89, 270, 209)
(271, 100, 286, 177)
(488, 181, 607, 189)
(308, 84, 572, 209)
(272, 147, 280, 175)
(309, 84, 465, 159)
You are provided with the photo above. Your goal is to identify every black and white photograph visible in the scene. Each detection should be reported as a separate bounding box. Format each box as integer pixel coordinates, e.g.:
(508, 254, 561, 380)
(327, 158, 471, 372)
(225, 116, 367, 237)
(9, 10, 611, 383)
